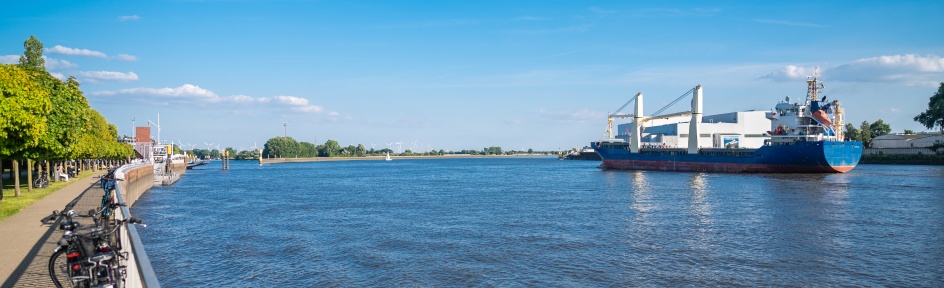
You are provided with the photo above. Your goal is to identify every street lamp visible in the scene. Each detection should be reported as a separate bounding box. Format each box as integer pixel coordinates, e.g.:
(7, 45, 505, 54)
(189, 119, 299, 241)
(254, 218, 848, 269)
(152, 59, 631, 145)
(283, 122, 287, 137)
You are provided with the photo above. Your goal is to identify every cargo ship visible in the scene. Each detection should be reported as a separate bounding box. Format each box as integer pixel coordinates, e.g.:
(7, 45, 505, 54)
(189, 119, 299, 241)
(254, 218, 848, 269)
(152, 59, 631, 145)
(592, 73, 862, 173)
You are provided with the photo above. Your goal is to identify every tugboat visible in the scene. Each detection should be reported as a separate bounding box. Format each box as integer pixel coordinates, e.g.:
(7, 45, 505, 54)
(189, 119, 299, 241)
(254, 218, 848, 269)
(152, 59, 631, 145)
(593, 71, 862, 173)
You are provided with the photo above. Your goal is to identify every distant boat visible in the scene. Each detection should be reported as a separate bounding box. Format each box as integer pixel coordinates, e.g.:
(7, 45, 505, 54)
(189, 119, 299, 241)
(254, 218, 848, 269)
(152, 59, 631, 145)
(385, 152, 392, 161)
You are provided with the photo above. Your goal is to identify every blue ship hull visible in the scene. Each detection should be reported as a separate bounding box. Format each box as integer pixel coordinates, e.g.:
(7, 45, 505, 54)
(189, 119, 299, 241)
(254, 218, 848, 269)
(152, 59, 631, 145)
(593, 140, 862, 173)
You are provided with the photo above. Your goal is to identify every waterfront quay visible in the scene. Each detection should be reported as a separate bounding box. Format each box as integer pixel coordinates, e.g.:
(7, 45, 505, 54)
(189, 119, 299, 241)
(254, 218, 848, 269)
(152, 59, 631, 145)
(0, 163, 162, 288)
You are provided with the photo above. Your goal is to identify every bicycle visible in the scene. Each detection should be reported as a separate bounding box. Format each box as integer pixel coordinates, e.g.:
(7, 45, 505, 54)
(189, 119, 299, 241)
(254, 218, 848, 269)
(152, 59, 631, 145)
(42, 209, 143, 288)
(33, 171, 49, 188)
(97, 169, 123, 249)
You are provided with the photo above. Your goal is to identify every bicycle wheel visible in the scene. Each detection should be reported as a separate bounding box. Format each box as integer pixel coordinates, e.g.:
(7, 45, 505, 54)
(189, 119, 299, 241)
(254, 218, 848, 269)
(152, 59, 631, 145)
(48, 248, 90, 288)
(48, 248, 66, 288)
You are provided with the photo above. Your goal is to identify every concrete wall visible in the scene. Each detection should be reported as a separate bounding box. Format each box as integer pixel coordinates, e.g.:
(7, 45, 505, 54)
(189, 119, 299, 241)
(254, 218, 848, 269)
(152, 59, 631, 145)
(116, 163, 154, 207)
(167, 162, 186, 176)
(114, 163, 161, 288)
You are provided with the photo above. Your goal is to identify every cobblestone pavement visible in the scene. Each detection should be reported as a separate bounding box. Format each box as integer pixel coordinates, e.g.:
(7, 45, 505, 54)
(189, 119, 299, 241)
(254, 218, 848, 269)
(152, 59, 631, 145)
(2, 183, 105, 288)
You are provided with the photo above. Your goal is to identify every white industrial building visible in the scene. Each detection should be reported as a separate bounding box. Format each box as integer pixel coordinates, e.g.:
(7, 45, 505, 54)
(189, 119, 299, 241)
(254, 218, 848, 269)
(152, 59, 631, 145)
(615, 111, 772, 149)
(871, 132, 944, 148)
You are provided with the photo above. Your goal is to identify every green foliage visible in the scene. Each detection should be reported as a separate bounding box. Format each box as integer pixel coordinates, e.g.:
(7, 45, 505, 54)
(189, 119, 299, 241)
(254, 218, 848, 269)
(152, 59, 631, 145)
(904, 129, 915, 134)
(483, 146, 502, 155)
(321, 140, 340, 157)
(32, 71, 91, 159)
(18, 35, 44, 70)
(224, 147, 237, 157)
(263, 136, 299, 158)
(234, 149, 260, 160)
(869, 119, 891, 139)
(914, 83, 944, 133)
(859, 121, 872, 147)
(0, 64, 52, 158)
(844, 123, 860, 142)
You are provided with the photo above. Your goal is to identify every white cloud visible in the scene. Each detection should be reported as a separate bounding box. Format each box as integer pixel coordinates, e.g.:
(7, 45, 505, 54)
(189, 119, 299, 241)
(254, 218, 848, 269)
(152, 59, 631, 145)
(758, 65, 816, 81)
(761, 54, 944, 86)
(115, 54, 138, 62)
(0, 55, 18, 64)
(50, 72, 66, 80)
(829, 54, 944, 85)
(92, 84, 335, 115)
(44, 45, 138, 62)
(79, 71, 139, 82)
(45, 45, 107, 58)
(43, 57, 78, 70)
(119, 15, 140, 21)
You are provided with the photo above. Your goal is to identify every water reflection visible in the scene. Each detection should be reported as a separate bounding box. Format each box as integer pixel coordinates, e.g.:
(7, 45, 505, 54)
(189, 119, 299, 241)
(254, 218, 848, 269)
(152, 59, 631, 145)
(763, 173, 852, 283)
(630, 171, 652, 216)
(689, 172, 711, 224)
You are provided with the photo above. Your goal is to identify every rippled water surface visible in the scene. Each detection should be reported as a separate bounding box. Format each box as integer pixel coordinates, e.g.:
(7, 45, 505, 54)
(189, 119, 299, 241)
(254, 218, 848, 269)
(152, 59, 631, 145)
(134, 158, 944, 286)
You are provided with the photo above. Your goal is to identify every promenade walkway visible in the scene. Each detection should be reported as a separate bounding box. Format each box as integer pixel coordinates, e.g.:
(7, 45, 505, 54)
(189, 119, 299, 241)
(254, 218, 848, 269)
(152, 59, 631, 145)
(0, 176, 104, 288)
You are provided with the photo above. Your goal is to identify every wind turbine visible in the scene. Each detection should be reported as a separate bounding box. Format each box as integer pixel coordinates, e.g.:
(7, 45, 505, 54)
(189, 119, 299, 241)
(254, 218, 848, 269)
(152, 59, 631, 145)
(412, 140, 418, 152)
(395, 142, 403, 154)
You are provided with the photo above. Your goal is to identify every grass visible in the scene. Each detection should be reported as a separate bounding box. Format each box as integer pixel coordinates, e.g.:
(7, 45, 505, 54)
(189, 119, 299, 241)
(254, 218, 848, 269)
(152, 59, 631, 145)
(0, 171, 96, 222)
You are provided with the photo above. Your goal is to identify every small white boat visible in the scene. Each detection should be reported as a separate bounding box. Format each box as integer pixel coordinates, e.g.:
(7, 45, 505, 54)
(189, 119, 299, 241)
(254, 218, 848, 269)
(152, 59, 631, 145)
(385, 152, 392, 161)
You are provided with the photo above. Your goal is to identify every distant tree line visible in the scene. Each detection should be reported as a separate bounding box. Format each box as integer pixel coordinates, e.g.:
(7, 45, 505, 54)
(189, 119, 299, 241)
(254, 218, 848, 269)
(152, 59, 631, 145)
(844, 119, 891, 147)
(259, 136, 552, 159)
(1, 36, 134, 201)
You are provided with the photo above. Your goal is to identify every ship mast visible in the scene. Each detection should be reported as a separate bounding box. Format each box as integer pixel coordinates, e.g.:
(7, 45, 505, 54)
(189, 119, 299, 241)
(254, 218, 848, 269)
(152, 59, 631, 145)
(806, 67, 820, 103)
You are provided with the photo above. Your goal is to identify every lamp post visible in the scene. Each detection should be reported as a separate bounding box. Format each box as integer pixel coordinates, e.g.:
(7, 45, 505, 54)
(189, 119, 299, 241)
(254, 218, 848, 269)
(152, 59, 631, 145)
(283, 122, 287, 137)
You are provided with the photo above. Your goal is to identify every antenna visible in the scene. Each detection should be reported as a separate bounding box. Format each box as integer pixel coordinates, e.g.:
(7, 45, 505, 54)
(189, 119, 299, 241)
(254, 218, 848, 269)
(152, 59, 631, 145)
(147, 113, 161, 144)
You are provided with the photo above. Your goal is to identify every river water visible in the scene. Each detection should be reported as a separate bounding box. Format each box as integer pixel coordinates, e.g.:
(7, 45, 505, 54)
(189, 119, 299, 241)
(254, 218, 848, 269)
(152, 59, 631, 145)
(134, 158, 943, 287)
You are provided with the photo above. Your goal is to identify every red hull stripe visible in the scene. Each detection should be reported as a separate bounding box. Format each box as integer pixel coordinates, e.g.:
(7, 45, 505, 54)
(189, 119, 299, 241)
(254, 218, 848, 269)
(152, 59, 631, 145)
(601, 159, 854, 173)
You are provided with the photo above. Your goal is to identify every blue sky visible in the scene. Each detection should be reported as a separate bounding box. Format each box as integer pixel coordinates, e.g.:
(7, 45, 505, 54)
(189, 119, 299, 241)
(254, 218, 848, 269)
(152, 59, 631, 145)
(2, 1, 943, 152)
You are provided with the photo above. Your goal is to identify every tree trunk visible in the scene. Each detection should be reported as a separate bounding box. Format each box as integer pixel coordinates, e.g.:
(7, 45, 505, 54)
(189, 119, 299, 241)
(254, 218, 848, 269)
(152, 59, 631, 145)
(45, 161, 51, 183)
(13, 160, 20, 197)
(1, 159, 4, 202)
(27, 159, 32, 192)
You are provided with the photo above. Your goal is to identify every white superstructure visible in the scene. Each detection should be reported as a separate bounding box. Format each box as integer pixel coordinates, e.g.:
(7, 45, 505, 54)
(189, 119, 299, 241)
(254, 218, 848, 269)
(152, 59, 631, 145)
(616, 110, 771, 149)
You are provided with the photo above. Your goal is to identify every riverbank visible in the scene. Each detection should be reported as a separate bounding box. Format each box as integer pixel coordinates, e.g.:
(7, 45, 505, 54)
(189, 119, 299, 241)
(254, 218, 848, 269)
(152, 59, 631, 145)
(258, 154, 554, 165)
(859, 154, 944, 165)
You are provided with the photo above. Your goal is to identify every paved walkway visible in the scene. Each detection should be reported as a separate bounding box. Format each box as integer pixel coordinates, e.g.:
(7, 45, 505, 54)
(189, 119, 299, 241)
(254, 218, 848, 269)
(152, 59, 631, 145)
(0, 176, 104, 288)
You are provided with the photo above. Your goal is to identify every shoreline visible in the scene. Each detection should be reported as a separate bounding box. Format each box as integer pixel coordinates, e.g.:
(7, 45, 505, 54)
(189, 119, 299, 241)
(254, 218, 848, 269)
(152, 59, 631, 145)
(258, 154, 555, 165)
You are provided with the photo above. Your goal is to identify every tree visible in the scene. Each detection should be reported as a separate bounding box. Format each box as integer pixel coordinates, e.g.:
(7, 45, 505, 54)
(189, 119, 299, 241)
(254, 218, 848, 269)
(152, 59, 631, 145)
(845, 123, 860, 142)
(225, 147, 237, 158)
(18, 35, 44, 70)
(904, 129, 915, 135)
(298, 141, 318, 157)
(263, 136, 299, 158)
(0, 64, 51, 157)
(859, 121, 872, 147)
(321, 140, 340, 157)
(869, 119, 891, 139)
(914, 83, 944, 133)
(355, 144, 366, 157)
(33, 71, 91, 160)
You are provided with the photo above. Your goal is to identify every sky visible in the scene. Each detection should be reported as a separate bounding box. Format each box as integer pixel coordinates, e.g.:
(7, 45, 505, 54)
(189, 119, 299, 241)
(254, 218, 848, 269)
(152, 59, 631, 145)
(2, 1, 943, 152)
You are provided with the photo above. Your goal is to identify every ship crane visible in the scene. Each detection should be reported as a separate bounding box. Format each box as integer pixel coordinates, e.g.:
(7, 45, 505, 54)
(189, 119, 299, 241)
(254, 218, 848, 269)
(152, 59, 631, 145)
(604, 87, 697, 138)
